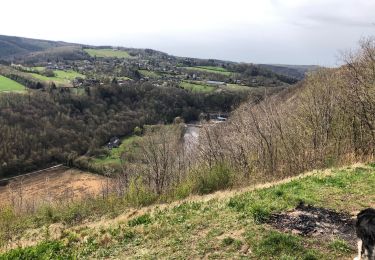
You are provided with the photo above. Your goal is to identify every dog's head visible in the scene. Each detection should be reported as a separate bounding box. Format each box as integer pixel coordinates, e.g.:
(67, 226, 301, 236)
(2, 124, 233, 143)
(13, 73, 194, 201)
(356, 208, 375, 260)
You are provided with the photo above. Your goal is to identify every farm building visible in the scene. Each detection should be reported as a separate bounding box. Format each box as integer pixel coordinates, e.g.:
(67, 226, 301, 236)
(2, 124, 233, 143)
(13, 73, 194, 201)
(206, 80, 226, 86)
(107, 137, 121, 149)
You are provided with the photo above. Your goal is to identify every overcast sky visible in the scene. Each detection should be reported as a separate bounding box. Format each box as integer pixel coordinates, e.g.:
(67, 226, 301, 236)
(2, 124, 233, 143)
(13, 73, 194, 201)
(1, 0, 374, 65)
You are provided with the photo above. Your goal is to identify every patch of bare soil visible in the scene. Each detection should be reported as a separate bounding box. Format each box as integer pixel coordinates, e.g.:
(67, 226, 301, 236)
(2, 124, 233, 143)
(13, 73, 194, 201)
(268, 202, 357, 245)
(0, 168, 110, 209)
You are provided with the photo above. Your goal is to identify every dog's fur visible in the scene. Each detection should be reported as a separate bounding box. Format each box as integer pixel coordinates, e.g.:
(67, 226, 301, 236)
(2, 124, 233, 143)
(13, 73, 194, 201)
(354, 208, 375, 260)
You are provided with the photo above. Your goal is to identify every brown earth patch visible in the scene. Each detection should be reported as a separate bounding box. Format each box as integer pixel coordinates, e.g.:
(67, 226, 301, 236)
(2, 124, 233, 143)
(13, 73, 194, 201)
(0, 167, 110, 210)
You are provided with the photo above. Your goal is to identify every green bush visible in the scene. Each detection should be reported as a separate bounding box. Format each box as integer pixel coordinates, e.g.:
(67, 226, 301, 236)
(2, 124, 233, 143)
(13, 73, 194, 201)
(193, 164, 233, 195)
(128, 214, 152, 227)
(222, 236, 235, 246)
(173, 180, 193, 200)
(125, 177, 157, 207)
(227, 197, 246, 212)
(0, 241, 74, 259)
(250, 204, 271, 224)
(60, 203, 88, 225)
(0, 206, 23, 247)
(133, 126, 142, 136)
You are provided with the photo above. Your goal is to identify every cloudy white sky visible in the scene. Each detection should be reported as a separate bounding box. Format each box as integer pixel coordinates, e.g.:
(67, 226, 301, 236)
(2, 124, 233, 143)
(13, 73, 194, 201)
(1, 0, 374, 65)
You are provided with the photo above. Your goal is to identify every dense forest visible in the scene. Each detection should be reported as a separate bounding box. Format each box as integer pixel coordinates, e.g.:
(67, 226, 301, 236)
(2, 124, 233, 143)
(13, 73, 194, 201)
(0, 82, 247, 178)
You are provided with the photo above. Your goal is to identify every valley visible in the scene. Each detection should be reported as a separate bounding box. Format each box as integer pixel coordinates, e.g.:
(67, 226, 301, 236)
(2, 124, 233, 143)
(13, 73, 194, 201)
(0, 34, 374, 260)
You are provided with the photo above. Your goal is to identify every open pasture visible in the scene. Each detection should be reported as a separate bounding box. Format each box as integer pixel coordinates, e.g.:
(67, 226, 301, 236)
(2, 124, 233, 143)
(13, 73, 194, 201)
(184, 66, 232, 76)
(0, 75, 25, 93)
(29, 70, 85, 87)
(85, 48, 132, 58)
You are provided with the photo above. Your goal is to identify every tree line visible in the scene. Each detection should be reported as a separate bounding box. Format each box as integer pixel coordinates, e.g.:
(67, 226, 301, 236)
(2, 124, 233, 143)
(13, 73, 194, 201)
(103, 38, 375, 199)
(0, 82, 245, 178)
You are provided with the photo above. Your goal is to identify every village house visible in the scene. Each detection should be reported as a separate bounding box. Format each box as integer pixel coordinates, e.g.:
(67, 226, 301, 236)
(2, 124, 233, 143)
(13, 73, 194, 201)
(107, 137, 121, 149)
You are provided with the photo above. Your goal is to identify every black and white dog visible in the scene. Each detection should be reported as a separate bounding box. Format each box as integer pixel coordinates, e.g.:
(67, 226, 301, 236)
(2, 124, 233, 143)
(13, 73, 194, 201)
(354, 208, 375, 260)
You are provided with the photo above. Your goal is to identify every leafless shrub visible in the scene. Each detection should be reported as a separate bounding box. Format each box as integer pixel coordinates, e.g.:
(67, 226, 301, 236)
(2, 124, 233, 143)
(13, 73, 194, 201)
(196, 37, 375, 184)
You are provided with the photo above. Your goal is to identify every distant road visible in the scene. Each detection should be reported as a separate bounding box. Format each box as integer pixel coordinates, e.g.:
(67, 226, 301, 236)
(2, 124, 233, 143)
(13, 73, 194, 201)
(0, 164, 67, 184)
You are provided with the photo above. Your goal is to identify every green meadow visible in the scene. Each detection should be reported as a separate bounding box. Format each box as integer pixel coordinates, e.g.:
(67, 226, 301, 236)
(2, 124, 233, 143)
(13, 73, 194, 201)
(85, 48, 132, 58)
(29, 70, 85, 87)
(0, 75, 25, 92)
(222, 83, 252, 92)
(180, 81, 216, 93)
(93, 135, 142, 168)
(184, 66, 232, 76)
(138, 69, 162, 79)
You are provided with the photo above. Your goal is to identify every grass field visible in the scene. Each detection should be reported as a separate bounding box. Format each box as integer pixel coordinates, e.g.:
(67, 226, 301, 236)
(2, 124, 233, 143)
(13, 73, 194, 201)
(0, 75, 25, 92)
(180, 81, 253, 93)
(93, 135, 142, 168)
(180, 81, 216, 93)
(85, 48, 132, 58)
(29, 70, 85, 87)
(118, 76, 132, 81)
(184, 66, 232, 76)
(2, 164, 373, 259)
(222, 83, 252, 92)
(138, 69, 161, 79)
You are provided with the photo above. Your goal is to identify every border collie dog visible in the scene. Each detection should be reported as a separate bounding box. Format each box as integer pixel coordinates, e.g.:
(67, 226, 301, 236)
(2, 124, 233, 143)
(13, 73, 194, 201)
(354, 208, 375, 260)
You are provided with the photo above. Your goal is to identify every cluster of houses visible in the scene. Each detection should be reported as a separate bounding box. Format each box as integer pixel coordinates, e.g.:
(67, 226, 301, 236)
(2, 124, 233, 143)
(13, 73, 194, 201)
(72, 77, 100, 87)
(14, 47, 251, 92)
(45, 62, 72, 71)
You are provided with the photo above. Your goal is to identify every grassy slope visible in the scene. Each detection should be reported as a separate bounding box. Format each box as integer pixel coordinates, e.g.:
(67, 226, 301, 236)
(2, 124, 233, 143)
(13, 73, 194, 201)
(180, 81, 216, 93)
(184, 66, 232, 76)
(0, 75, 25, 92)
(85, 48, 132, 58)
(138, 69, 161, 79)
(2, 164, 374, 259)
(222, 83, 253, 92)
(29, 70, 85, 86)
(92, 135, 141, 168)
(180, 81, 255, 93)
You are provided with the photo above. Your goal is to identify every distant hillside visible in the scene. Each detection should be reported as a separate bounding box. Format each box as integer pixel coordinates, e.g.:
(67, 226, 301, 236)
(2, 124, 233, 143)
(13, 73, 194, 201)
(0, 35, 76, 60)
(258, 64, 320, 80)
(0, 35, 317, 84)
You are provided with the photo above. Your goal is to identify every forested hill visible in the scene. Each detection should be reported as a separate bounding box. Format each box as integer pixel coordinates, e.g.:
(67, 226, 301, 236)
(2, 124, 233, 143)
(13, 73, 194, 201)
(258, 64, 320, 80)
(0, 35, 75, 60)
(0, 34, 316, 81)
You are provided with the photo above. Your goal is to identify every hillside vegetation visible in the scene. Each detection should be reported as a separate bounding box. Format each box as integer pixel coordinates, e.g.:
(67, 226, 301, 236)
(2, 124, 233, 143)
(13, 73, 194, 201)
(258, 64, 319, 80)
(0, 83, 244, 178)
(0, 35, 74, 60)
(85, 48, 133, 58)
(29, 70, 84, 87)
(184, 66, 233, 76)
(0, 75, 25, 92)
(0, 36, 374, 259)
(0, 164, 373, 259)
